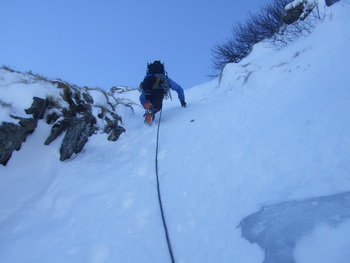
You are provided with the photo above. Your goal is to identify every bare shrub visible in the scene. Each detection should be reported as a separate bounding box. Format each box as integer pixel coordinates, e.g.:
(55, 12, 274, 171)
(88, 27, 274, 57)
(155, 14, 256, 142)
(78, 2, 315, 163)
(211, 0, 292, 75)
(270, 1, 330, 49)
(210, 0, 339, 76)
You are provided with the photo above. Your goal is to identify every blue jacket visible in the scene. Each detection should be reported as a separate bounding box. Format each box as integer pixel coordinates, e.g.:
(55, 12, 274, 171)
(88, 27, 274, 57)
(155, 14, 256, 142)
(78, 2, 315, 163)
(139, 74, 185, 105)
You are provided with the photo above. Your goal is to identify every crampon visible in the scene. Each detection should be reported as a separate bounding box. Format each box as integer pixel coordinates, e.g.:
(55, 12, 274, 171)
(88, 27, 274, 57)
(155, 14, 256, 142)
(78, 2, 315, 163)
(143, 102, 154, 125)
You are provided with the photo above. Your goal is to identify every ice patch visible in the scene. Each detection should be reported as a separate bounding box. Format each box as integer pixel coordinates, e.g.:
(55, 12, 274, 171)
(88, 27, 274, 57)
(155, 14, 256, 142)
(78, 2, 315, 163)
(240, 191, 350, 263)
(294, 220, 350, 263)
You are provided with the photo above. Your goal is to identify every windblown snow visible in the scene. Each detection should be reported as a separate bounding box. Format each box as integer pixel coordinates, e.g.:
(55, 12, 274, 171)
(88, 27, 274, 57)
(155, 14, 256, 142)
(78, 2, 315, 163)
(1, 1, 350, 263)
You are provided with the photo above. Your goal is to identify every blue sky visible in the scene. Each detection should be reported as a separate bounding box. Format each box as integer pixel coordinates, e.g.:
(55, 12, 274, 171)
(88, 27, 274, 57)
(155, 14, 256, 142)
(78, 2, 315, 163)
(1, 0, 269, 90)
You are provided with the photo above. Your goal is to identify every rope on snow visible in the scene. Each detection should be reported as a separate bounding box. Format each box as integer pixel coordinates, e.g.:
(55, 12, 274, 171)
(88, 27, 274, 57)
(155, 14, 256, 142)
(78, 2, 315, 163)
(155, 109, 175, 263)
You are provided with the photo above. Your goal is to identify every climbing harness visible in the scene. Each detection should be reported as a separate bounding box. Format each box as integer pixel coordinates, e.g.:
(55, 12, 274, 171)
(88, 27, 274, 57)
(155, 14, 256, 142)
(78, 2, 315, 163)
(155, 109, 175, 263)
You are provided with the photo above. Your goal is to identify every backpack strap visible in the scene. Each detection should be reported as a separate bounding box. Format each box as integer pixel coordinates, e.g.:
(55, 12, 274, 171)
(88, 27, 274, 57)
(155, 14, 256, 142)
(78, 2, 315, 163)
(152, 75, 162, 90)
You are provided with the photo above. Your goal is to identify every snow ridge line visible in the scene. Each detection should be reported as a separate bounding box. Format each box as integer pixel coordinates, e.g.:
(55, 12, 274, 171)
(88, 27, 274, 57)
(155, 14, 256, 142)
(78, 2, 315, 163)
(155, 109, 175, 263)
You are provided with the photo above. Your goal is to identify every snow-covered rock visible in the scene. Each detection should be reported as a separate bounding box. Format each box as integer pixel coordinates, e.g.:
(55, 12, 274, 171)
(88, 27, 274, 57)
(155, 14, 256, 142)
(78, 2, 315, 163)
(0, 68, 133, 164)
(284, 0, 317, 25)
(325, 0, 340, 6)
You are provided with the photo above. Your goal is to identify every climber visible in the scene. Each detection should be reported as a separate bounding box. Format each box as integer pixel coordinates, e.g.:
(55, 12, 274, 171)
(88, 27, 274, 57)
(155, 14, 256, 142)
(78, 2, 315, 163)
(139, 60, 186, 124)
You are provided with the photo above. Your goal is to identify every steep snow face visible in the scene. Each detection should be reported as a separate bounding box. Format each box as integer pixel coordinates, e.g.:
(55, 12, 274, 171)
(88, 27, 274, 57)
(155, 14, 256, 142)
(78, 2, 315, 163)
(1, 1, 350, 263)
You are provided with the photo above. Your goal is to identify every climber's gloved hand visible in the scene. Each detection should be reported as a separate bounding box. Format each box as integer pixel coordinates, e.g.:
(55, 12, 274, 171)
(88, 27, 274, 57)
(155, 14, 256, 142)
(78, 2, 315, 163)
(180, 100, 187, 107)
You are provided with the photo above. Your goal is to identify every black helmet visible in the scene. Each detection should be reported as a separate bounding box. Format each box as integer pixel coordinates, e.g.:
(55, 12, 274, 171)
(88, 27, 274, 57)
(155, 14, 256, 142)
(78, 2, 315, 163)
(147, 60, 165, 74)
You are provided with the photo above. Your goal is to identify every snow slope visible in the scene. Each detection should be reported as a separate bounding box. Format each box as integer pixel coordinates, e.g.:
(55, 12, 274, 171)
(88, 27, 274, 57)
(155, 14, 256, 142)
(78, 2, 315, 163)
(1, 1, 350, 262)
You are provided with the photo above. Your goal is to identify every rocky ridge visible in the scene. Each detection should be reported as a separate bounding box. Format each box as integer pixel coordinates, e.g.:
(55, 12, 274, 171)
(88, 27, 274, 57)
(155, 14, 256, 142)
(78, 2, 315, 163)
(0, 67, 136, 165)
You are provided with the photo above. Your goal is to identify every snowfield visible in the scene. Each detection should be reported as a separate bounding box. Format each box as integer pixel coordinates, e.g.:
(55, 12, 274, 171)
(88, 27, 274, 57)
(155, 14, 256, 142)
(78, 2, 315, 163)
(1, 1, 350, 262)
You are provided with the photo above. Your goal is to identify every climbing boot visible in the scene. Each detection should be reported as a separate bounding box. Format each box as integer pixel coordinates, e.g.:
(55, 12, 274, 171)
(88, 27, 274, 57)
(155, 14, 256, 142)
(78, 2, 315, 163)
(143, 102, 154, 124)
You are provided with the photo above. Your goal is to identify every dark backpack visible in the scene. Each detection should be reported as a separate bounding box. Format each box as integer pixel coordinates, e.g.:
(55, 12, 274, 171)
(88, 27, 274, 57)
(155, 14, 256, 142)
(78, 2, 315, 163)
(141, 61, 171, 98)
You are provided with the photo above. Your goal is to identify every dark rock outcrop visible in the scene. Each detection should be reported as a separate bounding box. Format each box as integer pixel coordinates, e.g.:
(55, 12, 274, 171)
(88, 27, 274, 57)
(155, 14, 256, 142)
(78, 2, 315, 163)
(25, 97, 47, 119)
(0, 122, 28, 165)
(46, 111, 60, 124)
(325, 0, 340, 6)
(0, 97, 46, 165)
(104, 115, 126, 141)
(82, 92, 94, 104)
(284, 1, 316, 25)
(59, 110, 95, 161)
(1, 77, 129, 165)
(0, 118, 38, 166)
(18, 118, 37, 132)
(284, 2, 304, 25)
(108, 126, 126, 142)
(44, 119, 69, 145)
(44, 80, 125, 161)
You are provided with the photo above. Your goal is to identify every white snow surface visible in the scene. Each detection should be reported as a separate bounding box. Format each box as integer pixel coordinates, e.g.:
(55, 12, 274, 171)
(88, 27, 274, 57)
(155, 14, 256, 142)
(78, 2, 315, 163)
(1, 2, 350, 262)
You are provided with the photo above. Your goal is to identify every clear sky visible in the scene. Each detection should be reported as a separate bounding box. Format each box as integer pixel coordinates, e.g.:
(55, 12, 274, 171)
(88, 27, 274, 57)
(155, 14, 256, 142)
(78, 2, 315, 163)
(0, 0, 269, 90)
